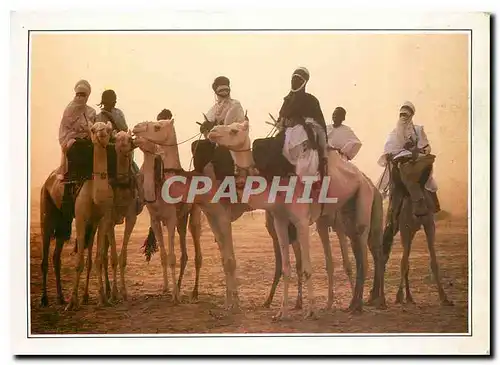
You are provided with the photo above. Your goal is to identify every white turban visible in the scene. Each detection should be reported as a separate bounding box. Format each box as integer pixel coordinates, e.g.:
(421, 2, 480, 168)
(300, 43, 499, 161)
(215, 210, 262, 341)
(401, 101, 416, 114)
(74, 79, 91, 95)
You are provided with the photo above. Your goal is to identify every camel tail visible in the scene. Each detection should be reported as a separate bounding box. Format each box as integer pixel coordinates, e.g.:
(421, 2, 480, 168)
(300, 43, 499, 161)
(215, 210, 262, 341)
(142, 226, 158, 262)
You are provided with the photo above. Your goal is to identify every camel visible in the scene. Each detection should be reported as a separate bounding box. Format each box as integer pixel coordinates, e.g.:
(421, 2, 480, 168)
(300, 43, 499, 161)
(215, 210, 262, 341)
(132, 124, 232, 305)
(381, 156, 453, 306)
(64, 120, 117, 310)
(98, 130, 144, 301)
(131, 118, 355, 314)
(207, 120, 386, 319)
(39, 119, 113, 308)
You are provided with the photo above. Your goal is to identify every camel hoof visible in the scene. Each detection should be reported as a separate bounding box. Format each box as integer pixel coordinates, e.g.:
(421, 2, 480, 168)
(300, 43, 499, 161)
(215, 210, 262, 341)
(65, 298, 79, 311)
(441, 298, 454, 306)
(272, 311, 289, 321)
(40, 295, 49, 308)
(304, 310, 317, 320)
(190, 290, 199, 302)
(121, 288, 128, 302)
(395, 291, 404, 304)
(162, 287, 170, 295)
(345, 302, 363, 314)
(98, 299, 111, 307)
(406, 296, 416, 305)
(294, 301, 303, 310)
(57, 296, 67, 305)
(82, 294, 90, 305)
(262, 300, 271, 309)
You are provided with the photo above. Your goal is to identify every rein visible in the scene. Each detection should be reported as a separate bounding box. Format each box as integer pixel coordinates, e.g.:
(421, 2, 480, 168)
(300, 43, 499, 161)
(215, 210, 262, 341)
(140, 132, 202, 147)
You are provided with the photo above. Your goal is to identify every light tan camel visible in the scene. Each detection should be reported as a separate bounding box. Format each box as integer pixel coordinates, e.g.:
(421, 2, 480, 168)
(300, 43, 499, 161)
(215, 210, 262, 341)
(132, 126, 206, 305)
(207, 120, 386, 319)
(98, 130, 144, 301)
(65, 120, 117, 311)
(132, 120, 242, 309)
(382, 156, 453, 306)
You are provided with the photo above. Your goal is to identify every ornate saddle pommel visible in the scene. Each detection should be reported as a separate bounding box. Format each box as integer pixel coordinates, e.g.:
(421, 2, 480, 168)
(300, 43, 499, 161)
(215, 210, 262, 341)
(199, 120, 216, 135)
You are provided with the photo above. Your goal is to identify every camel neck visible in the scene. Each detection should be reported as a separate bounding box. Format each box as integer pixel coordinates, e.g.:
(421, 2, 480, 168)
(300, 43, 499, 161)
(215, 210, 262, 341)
(92, 143, 110, 204)
(158, 131, 182, 171)
(230, 137, 254, 170)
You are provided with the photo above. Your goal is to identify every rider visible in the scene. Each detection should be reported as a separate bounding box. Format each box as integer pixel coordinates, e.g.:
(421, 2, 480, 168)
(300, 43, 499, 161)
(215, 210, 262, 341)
(377, 101, 441, 220)
(202, 75, 246, 130)
(98, 89, 128, 132)
(327, 106, 362, 161)
(196, 76, 247, 179)
(57, 79, 96, 182)
(58, 80, 97, 218)
(277, 67, 328, 179)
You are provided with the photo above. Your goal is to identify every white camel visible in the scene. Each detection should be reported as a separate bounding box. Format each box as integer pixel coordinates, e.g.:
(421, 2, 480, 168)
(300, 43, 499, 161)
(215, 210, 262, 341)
(207, 120, 386, 319)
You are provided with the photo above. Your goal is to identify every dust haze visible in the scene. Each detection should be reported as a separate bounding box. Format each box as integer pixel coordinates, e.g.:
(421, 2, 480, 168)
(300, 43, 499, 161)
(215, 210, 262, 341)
(29, 32, 469, 216)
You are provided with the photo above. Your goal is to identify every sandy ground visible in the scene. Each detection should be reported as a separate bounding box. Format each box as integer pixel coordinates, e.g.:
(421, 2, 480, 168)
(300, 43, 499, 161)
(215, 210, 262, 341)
(29, 197, 468, 334)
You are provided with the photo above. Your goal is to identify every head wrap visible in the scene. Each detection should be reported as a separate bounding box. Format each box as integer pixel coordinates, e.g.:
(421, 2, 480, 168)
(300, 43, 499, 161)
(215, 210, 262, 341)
(212, 76, 230, 95)
(291, 67, 310, 93)
(400, 101, 416, 114)
(292, 67, 310, 82)
(74, 79, 91, 95)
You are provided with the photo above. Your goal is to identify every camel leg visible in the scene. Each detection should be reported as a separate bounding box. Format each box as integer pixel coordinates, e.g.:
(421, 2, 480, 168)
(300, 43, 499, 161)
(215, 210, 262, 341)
(189, 206, 202, 301)
(82, 241, 93, 305)
(53, 236, 66, 305)
(263, 211, 282, 308)
(347, 232, 367, 313)
(203, 205, 239, 310)
(95, 219, 110, 307)
(82, 225, 97, 305)
(395, 222, 412, 305)
(335, 214, 355, 292)
(103, 234, 111, 298)
(107, 223, 120, 303)
(316, 215, 334, 310)
(165, 213, 180, 304)
(151, 217, 169, 294)
(291, 240, 303, 310)
(422, 215, 453, 306)
(65, 217, 87, 311)
(40, 227, 51, 307)
(294, 211, 316, 319)
(176, 211, 189, 292)
(119, 204, 137, 301)
(272, 214, 291, 321)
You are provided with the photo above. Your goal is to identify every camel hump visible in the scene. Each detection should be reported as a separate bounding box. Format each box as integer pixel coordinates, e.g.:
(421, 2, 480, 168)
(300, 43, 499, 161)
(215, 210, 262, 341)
(44, 170, 64, 209)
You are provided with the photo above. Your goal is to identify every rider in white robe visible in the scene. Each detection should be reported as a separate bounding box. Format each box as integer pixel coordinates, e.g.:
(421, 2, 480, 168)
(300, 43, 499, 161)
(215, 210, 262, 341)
(376, 101, 441, 214)
(326, 106, 362, 161)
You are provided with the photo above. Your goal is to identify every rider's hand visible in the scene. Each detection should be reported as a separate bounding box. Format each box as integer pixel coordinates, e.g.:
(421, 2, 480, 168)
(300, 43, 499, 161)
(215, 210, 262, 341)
(403, 141, 414, 150)
(66, 138, 76, 150)
(411, 147, 419, 161)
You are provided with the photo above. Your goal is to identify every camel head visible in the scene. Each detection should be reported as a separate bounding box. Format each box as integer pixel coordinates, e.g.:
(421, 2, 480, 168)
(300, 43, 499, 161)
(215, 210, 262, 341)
(207, 120, 249, 150)
(133, 135, 158, 154)
(132, 119, 175, 145)
(90, 121, 113, 146)
(115, 130, 135, 155)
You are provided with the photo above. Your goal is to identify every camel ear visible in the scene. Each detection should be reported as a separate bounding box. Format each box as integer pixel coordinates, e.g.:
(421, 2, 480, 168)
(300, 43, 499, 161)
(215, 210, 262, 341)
(241, 120, 249, 131)
(128, 129, 132, 137)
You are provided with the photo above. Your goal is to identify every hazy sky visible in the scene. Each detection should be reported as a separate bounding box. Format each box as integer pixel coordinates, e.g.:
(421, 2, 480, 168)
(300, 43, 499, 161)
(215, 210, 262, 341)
(29, 32, 469, 215)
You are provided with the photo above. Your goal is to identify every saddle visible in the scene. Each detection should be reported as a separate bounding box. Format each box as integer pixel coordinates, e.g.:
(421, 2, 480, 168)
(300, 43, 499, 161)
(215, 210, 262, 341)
(252, 131, 295, 180)
(191, 139, 235, 181)
(62, 139, 133, 219)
